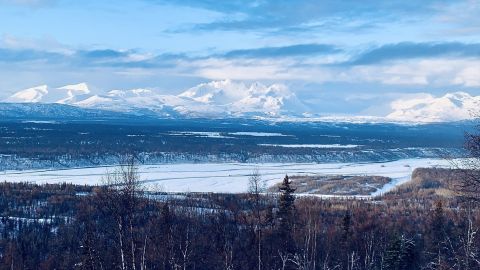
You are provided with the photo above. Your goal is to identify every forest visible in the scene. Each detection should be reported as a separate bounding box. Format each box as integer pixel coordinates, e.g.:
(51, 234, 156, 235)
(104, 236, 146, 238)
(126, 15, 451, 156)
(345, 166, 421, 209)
(0, 120, 466, 170)
(0, 162, 479, 270)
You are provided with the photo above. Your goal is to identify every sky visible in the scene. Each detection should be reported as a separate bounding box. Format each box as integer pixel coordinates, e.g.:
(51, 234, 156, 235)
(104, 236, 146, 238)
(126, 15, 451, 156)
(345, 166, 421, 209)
(0, 0, 479, 116)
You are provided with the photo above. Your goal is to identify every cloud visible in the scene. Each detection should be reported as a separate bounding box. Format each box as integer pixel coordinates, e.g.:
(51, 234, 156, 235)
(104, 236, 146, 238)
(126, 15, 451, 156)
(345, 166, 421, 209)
(348, 42, 480, 65)
(222, 44, 341, 58)
(0, 48, 63, 62)
(77, 49, 129, 59)
(156, 0, 452, 33)
(342, 58, 480, 87)
(0, 45, 186, 69)
(1, 39, 479, 93)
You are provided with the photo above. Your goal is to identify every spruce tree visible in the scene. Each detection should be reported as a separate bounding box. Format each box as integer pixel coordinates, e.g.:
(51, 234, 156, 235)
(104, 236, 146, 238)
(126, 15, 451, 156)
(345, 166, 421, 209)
(341, 210, 352, 248)
(277, 175, 296, 254)
(384, 235, 402, 270)
(341, 210, 352, 268)
(430, 201, 445, 258)
(384, 234, 416, 270)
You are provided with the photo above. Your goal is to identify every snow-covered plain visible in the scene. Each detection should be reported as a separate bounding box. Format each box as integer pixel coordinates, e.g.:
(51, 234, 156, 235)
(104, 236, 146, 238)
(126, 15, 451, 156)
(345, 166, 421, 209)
(0, 158, 452, 196)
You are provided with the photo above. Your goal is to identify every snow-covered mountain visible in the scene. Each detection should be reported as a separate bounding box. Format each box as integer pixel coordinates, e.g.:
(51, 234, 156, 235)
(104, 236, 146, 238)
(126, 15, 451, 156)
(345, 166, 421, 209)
(3, 80, 311, 118)
(387, 92, 480, 123)
(3, 81, 480, 122)
(5, 83, 91, 104)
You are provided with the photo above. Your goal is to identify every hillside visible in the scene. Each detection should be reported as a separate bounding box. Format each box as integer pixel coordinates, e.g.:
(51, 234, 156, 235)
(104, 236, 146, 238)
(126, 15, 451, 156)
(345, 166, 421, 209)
(385, 167, 467, 199)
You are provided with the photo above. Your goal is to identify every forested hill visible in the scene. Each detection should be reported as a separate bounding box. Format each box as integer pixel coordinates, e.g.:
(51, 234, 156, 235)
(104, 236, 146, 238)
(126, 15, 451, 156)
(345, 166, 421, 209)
(0, 170, 472, 270)
(0, 119, 469, 170)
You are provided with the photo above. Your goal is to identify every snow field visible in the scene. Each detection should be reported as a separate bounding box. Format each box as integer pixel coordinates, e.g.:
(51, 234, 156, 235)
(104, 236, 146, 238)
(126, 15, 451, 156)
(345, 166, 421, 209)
(0, 158, 452, 196)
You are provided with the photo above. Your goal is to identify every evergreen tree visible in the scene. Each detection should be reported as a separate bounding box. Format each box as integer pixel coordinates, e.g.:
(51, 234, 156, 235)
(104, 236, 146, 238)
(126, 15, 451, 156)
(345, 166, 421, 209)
(384, 234, 416, 270)
(431, 201, 445, 252)
(340, 210, 352, 268)
(384, 235, 402, 270)
(341, 210, 352, 248)
(425, 200, 447, 268)
(399, 236, 415, 270)
(276, 175, 297, 257)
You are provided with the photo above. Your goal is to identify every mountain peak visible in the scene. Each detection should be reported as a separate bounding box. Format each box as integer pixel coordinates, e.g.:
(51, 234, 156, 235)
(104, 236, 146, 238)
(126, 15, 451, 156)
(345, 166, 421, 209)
(58, 83, 90, 94)
(6, 81, 478, 123)
(387, 91, 480, 122)
(179, 79, 247, 104)
(5, 85, 49, 103)
(3, 80, 310, 118)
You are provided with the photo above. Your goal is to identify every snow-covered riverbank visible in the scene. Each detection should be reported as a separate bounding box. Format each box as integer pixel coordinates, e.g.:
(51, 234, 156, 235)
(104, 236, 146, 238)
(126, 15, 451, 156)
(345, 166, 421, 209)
(0, 158, 453, 195)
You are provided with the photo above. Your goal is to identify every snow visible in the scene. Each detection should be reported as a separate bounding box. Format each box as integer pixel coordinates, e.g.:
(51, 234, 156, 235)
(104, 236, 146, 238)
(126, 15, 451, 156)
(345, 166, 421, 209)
(4, 81, 479, 123)
(387, 92, 480, 122)
(75, 95, 112, 107)
(4, 83, 91, 104)
(5, 85, 48, 103)
(178, 79, 246, 104)
(259, 144, 361, 149)
(21, 121, 58, 124)
(229, 132, 290, 137)
(0, 158, 452, 196)
(58, 83, 90, 94)
(3, 80, 311, 118)
(169, 131, 232, 138)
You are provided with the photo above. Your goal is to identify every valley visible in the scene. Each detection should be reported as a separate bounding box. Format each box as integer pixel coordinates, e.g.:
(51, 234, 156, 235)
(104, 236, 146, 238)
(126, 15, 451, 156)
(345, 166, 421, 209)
(0, 158, 453, 195)
(0, 118, 466, 170)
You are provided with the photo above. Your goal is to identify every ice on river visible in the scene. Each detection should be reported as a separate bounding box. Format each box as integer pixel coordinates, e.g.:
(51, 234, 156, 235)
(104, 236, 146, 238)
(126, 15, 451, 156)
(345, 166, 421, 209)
(0, 158, 452, 195)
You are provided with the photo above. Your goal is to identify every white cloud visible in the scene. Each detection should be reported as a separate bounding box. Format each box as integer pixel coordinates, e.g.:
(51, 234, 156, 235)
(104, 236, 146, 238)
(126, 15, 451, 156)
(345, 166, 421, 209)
(453, 66, 480, 87)
(181, 56, 480, 91)
(343, 59, 480, 87)
(0, 34, 73, 54)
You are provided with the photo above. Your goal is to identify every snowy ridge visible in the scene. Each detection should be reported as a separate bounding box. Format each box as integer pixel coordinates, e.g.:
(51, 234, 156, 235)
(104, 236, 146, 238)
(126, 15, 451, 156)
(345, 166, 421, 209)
(387, 92, 480, 123)
(5, 85, 49, 103)
(3, 80, 311, 118)
(3, 81, 480, 122)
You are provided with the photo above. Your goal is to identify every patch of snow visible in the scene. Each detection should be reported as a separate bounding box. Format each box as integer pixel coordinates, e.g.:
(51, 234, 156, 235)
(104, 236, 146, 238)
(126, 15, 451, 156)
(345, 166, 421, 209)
(58, 83, 90, 94)
(229, 132, 291, 137)
(169, 131, 232, 139)
(259, 144, 361, 149)
(21, 120, 58, 124)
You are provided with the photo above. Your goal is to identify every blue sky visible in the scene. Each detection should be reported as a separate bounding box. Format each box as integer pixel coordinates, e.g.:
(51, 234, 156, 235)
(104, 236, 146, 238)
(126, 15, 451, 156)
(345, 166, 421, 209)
(0, 0, 479, 115)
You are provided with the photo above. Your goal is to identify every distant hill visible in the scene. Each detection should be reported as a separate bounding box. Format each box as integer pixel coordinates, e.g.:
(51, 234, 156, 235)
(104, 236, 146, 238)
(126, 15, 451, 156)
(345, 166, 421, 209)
(0, 102, 143, 121)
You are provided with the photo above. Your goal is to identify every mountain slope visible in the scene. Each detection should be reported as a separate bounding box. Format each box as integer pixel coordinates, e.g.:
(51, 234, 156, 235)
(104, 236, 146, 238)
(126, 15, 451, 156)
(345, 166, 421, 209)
(5, 85, 49, 103)
(5, 83, 93, 104)
(4, 80, 311, 118)
(4, 81, 480, 122)
(0, 102, 140, 120)
(387, 92, 480, 122)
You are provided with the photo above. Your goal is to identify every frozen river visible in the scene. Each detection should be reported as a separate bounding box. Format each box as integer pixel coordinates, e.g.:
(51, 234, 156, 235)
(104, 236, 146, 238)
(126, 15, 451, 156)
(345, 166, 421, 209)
(0, 158, 452, 195)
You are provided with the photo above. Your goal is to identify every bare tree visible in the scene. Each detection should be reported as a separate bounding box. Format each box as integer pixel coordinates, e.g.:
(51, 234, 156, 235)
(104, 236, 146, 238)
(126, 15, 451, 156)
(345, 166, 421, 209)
(248, 168, 266, 270)
(453, 118, 480, 201)
(97, 156, 147, 270)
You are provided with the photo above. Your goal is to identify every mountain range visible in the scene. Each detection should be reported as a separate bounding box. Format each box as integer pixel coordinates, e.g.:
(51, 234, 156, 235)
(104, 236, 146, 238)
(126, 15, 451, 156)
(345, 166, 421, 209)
(3, 80, 310, 118)
(2, 80, 479, 123)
